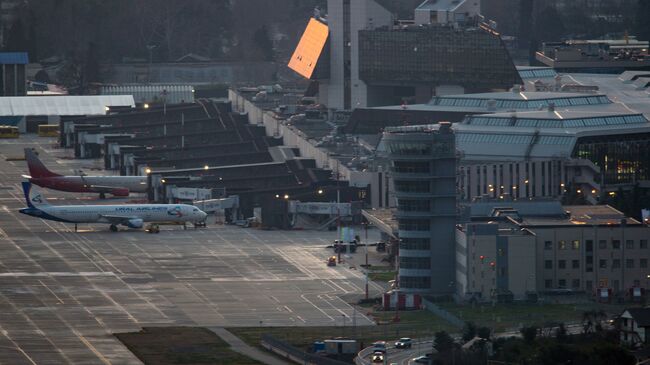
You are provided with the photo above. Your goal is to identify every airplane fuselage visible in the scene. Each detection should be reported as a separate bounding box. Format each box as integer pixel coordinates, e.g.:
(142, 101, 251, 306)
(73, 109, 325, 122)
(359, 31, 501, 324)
(29, 175, 147, 194)
(20, 204, 204, 224)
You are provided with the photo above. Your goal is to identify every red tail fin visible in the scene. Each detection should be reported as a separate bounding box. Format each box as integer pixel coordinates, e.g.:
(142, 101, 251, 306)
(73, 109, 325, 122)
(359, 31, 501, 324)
(24, 148, 60, 178)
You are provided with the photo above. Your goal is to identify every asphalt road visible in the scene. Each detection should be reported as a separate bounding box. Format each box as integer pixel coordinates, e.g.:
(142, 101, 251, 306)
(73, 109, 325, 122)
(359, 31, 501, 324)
(0, 136, 385, 364)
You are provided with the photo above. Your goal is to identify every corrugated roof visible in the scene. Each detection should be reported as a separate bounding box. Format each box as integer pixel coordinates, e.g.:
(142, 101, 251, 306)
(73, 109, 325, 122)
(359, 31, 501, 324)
(0, 95, 135, 116)
(0, 52, 28, 64)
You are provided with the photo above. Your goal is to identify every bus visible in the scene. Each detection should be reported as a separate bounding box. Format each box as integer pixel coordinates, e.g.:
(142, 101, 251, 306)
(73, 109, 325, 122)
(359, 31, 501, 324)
(38, 125, 59, 137)
(0, 126, 19, 139)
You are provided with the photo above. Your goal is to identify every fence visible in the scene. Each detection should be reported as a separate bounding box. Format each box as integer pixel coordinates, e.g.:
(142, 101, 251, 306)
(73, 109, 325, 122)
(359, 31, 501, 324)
(261, 335, 351, 365)
(421, 298, 465, 328)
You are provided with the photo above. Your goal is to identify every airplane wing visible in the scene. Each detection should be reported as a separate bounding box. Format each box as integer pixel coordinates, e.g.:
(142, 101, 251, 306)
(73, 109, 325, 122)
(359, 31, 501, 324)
(86, 185, 130, 196)
(98, 215, 140, 225)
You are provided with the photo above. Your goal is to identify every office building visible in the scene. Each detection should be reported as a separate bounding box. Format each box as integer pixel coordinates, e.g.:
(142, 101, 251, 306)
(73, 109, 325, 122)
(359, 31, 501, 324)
(383, 122, 456, 293)
(288, 0, 521, 109)
(456, 202, 650, 301)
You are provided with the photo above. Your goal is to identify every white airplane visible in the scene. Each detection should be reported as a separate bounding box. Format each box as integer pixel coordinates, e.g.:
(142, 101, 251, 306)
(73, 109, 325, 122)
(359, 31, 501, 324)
(19, 182, 207, 232)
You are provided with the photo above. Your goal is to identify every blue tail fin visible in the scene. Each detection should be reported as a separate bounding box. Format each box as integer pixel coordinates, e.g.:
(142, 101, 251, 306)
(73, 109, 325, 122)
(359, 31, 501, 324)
(22, 181, 34, 208)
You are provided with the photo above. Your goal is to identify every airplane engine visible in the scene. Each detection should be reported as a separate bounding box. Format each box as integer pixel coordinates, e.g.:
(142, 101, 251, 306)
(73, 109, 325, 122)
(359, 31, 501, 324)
(126, 218, 143, 228)
(111, 188, 130, 197)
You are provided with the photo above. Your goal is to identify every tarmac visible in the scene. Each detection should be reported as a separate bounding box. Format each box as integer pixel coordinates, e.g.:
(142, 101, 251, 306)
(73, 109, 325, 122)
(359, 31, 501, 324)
(0, 136, 385, 364)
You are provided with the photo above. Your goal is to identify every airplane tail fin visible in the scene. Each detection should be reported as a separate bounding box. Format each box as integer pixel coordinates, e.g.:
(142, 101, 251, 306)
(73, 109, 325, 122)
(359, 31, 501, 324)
(24, 148, 60, 178)
(21, 182, 51, 208)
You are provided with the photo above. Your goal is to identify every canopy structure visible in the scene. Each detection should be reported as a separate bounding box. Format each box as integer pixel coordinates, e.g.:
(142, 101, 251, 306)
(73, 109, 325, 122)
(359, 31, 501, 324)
(0, 95, 135, 116)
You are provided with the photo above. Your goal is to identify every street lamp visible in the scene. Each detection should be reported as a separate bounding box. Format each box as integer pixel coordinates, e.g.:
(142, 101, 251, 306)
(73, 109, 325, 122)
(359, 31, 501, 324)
(284, 194, 290, 200)
(317, 189, 324, 195)
(145, 168, 152, 174)
(204, 165, 209, 170)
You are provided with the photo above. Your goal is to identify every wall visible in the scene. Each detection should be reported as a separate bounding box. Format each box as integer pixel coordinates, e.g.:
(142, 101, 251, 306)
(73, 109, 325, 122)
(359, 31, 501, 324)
(229, 89, 381, 204)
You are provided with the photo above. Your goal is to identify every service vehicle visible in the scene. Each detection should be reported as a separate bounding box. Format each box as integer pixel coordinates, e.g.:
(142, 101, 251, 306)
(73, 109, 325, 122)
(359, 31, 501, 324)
(372, 341, 387, 353)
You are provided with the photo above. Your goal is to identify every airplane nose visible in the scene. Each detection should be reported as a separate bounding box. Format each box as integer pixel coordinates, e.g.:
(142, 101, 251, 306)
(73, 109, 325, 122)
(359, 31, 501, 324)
(201, 211, 207, 220)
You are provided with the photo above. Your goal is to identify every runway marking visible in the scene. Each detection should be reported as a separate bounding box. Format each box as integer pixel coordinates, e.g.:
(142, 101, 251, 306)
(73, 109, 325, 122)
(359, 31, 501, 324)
(0, 271, 115, 277)
(38, 280, 65, 304)
(73, 330, 112, 365)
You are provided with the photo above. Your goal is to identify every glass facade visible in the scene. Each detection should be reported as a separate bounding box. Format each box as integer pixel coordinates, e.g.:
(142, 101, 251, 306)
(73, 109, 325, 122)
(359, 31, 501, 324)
(432, 95, 610, 109)
(518, 68, 557, 79)
(359, 26, 521, 91)
(573, 133, 650, 184)
(466, 114, 646, 128)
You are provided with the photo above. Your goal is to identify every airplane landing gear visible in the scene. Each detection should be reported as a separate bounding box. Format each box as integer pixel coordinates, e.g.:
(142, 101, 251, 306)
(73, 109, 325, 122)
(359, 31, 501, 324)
(109, 224, 118, 232)
(146, 224, 160, 234)
(99, 193, 106, 199)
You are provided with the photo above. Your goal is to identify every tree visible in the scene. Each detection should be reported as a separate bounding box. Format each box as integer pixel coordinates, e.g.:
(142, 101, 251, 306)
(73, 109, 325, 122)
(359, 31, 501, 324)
(520, 326, 538, 344)
(253, 25, 274, 61)
(82, 42, 101, 87)
(477, 326, 491, 340)
(555, 322, 568, 342)
(4, 19, 27, 52)
(534, 6, 566, 42)
(634, 0, 650, 41)
(434, 331, 455, 354)
(462, 322, 477, 342)
(582, 309, 607, 334)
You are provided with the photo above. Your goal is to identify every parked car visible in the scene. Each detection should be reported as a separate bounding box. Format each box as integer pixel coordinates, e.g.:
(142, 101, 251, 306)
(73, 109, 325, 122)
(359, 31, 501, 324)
(394, 337, 412, 349)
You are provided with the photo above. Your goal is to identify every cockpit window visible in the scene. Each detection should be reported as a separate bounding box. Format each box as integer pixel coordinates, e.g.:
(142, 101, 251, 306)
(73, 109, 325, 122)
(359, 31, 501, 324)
(193, 208, 198, 211)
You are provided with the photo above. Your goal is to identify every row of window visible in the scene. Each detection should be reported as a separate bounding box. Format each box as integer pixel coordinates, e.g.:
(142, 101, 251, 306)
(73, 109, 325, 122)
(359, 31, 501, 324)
(400, 237, 431, 251)
(466, 114, 647, 129)
(393, 161, 430, 174)
(399, 276, 431, 289)
(431, 95, 610, 109)
(545, 258, 649, 270)
(519, 68, 557, 79)
(545, 239, 649, 250)
(400, 257, 431, 269)
(394, 180, 430, 193)
(397, 199, 431, 212)
(456, 133, 574, 146)
(398, 219, 430, 231)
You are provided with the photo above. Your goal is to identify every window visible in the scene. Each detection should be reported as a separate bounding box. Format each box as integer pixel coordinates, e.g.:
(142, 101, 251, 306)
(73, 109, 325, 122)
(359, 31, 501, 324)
(641, 240, 648, 249)
(586, 240, 593, 252)
(400, 276, 431, 289)
(400, 238, 430, 251)
(558, 279, 566, 288)
(626, 259, 634, 269)
(572, 260, 580, 269)
(599, 259, 607, 268)
(500, 267, 506, 277)
(398, 219, 430, 231)
(641, 259, 648, 268)
(393, 161, 430, 174)
(634, 280, 641, 287)
(545, 279, 553, 289)
(612, 240, 621, 249)
(544, 241, 552, 250)
(558, 240, 567, 250)
(586, 280, 593, 291)
(626, 240, 634, 249)
(572, 240, 580, 250)
(397, 199, 430, 212)
(558, 260, 566, 269)
(545, 260, 553, 269)
(572, 279, 580, 289)
(599, 240, 607, 249)
(613, 259, 621, 269)
(400, 257, 431, 269)
(394, 181, 430, 193)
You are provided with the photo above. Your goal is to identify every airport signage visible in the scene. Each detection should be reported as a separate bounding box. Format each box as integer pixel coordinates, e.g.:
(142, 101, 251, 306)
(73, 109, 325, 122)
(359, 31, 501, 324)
(172, 187, 212, 200)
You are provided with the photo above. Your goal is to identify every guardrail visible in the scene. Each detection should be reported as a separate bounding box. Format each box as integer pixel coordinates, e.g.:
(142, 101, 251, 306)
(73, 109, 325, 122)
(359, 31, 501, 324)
(261, 334, 351, 365)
